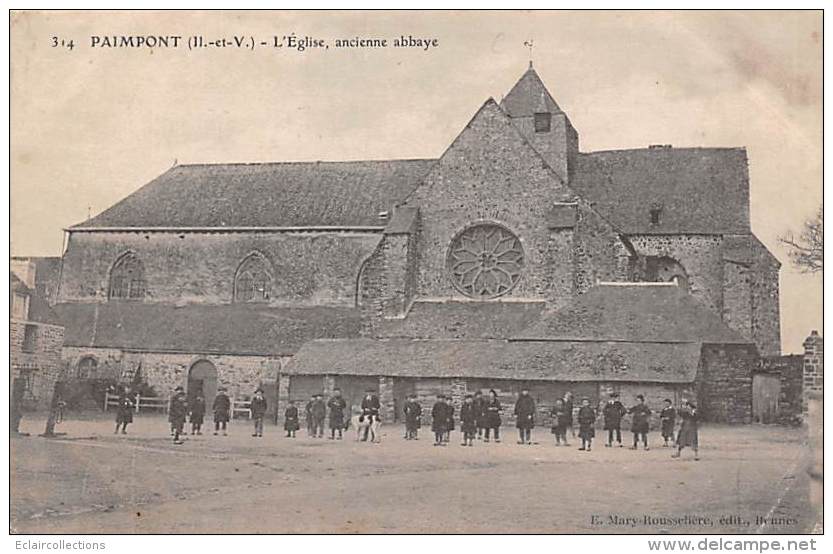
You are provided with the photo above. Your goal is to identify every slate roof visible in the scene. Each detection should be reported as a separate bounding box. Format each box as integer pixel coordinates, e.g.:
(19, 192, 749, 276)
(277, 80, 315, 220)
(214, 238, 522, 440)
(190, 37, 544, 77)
(500, 66, 563, 116)
(73, 159, 436, 229)
(571, 148, 750, 235)
(377, 300, 546, 339)
(285, 338, 701, 383)
(53, 303, 362, 356)
(515, 283, 750, 344)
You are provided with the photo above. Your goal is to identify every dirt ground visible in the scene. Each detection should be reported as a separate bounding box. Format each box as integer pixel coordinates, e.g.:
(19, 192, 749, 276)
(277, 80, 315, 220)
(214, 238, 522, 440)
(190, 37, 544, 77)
(10, 414, 819, 534)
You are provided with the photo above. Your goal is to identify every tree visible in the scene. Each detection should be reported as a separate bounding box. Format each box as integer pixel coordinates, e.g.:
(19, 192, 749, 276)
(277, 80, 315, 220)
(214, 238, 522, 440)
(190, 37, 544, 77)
(779, 205, 823, 273)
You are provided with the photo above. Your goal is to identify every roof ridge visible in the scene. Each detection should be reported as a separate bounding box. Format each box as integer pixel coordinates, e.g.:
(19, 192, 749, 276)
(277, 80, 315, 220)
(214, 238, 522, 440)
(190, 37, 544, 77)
(175, 158, 438, 169)
(582, 146, 746, 155)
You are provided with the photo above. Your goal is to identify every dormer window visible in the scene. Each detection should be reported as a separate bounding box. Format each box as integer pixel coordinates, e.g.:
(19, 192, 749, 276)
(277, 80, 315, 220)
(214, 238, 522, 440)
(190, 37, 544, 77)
(534, 112, 551, 133)
(650, 205, 663, 226)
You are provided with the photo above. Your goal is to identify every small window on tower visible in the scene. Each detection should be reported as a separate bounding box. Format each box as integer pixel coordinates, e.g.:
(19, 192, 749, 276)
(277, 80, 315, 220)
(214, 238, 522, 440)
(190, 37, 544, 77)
(650, 206, 662, 226)
(534, 112, 551, 133)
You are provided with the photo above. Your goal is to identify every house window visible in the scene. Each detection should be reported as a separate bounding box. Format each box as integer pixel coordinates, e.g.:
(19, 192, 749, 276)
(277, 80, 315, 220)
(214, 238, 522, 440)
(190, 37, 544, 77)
(11, 292, 29, 320)
(22, 324, 37, 353)
(234, 253, 273, 303)
(77, 356, 98, 379)
(650, 206, 662, 226)
(534, 112, 551, 133)
(109, 253, 147, 300)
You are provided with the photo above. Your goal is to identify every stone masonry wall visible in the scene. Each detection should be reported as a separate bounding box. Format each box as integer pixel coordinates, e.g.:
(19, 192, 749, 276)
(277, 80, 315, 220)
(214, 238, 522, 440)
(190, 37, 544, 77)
(628, 234, 724, 315)
(403, 100, 620, 305)
(59, 231, 380, 307)
(697, 344, 756, 423)
(10, 319, 65, 409)
(749, 239, 781, 356)
(758, 354, 804, 424)
(62, 346, 285, 416)
(802, 331, 823, 419)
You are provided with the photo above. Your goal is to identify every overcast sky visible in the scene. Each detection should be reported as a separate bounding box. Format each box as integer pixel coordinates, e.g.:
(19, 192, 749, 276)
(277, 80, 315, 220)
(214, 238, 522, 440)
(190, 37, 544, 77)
(10, 10, 822, 353)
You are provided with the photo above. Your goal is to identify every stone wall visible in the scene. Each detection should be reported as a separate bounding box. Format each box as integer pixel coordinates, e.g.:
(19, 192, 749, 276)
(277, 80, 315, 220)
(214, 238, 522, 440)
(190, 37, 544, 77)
(758, 354, 804, 424)
(10, 319, 65, 409)
(697, 343, 756, 423)
(628, 234, 724, 315)
(59, 230, 380, 307)
(802, 331, 823, 419)
(61, 346, 286, 416)
(748, 239, 781, 356)
(403, 100, 620, 306)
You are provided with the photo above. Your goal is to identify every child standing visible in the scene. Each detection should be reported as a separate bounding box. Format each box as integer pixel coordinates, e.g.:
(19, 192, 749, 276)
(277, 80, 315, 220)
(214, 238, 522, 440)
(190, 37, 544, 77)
(431, 395, 449, 446)
(114, 388, 134, 435)
(403, 394, 422, 440)
(189, 393, 206, 435)
(660, 398, 676, 447)
(284, 400, 300, 438)
(170, 388, 188, 445)
(250, 388, 268, 438)
(327, 389, 347, 440)
(483, 389, 502, 443)
(551, 398, 569, 446)
(459, 394, 477, 446)
(577, 397, 596, 451)
(212, 387, 230, 436)
(602, 392, 626, 447)
(514, 388, 536, 445)
(672, 400, 699, 460)
(628, 394, 652, 450)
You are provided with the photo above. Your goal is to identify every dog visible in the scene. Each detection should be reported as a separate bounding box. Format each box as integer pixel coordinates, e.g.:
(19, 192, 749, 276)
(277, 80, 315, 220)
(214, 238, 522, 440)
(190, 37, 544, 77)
(350, 412, 382, 443)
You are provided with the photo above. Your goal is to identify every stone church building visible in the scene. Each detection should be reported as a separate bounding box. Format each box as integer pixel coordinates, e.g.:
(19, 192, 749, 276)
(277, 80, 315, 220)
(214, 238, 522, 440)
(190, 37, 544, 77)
(52, 65, 780, 425)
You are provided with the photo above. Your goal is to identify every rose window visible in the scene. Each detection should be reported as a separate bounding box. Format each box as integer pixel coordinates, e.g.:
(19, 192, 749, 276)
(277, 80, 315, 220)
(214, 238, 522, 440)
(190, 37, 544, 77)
(446, 223, 524, 298)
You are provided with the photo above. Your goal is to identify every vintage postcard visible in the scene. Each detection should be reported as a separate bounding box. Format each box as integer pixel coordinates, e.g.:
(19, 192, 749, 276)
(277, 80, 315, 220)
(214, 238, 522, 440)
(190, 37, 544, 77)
(8, 10, 823, 536)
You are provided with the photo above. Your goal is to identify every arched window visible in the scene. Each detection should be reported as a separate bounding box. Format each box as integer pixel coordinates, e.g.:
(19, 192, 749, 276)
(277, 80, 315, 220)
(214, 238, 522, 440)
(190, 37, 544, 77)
(109, 253, 146, 300)
(234, 253, 272, 303)
(646, 256, 689, 291)
(77, 356, 98, 379)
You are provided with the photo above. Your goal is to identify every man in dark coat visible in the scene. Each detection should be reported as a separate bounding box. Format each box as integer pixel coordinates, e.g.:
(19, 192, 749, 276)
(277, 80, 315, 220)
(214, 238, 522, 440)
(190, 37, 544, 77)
(304, 395, 315, 437)
(250, 388, 268, 438)
(431, 395, 449, 446)
(660, 398, 676, 447)
(189, 393, 206, 435)
(114, 387, 134, 435)
(483, 389, 502, 443)
(602, 392, 627, 447)
(472, 390, 486, 440)
(514, 388, 536, 445)
(628, 394, 652, 450)
(213, 386, 231, 436)
(327, 389, 347, 440)
(284, 400, 300, 438)
(459, 394, 478, 446)
(169, 387, 188, 445)
(403, 394, 422, 440)
(360, 390, 381, 442)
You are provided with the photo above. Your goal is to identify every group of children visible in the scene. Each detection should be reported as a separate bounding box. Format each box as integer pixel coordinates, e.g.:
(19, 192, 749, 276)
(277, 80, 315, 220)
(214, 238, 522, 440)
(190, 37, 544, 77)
(117, 385, 700, 458)
(566, 393, 700, 460)
(161, 385, 244, 444)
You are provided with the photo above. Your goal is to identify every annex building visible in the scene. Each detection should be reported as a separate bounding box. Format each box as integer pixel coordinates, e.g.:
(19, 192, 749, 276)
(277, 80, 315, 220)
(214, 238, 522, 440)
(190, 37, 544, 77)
(51, 65, 781, 425)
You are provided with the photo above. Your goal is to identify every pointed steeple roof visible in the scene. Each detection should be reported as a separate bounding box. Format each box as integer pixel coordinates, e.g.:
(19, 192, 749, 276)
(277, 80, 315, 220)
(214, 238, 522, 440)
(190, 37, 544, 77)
(500, 63, 563, 117)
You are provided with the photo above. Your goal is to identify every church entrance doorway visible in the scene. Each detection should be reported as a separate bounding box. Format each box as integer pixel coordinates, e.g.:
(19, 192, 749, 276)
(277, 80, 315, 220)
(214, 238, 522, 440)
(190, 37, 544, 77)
(188, 360, 218, 412)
